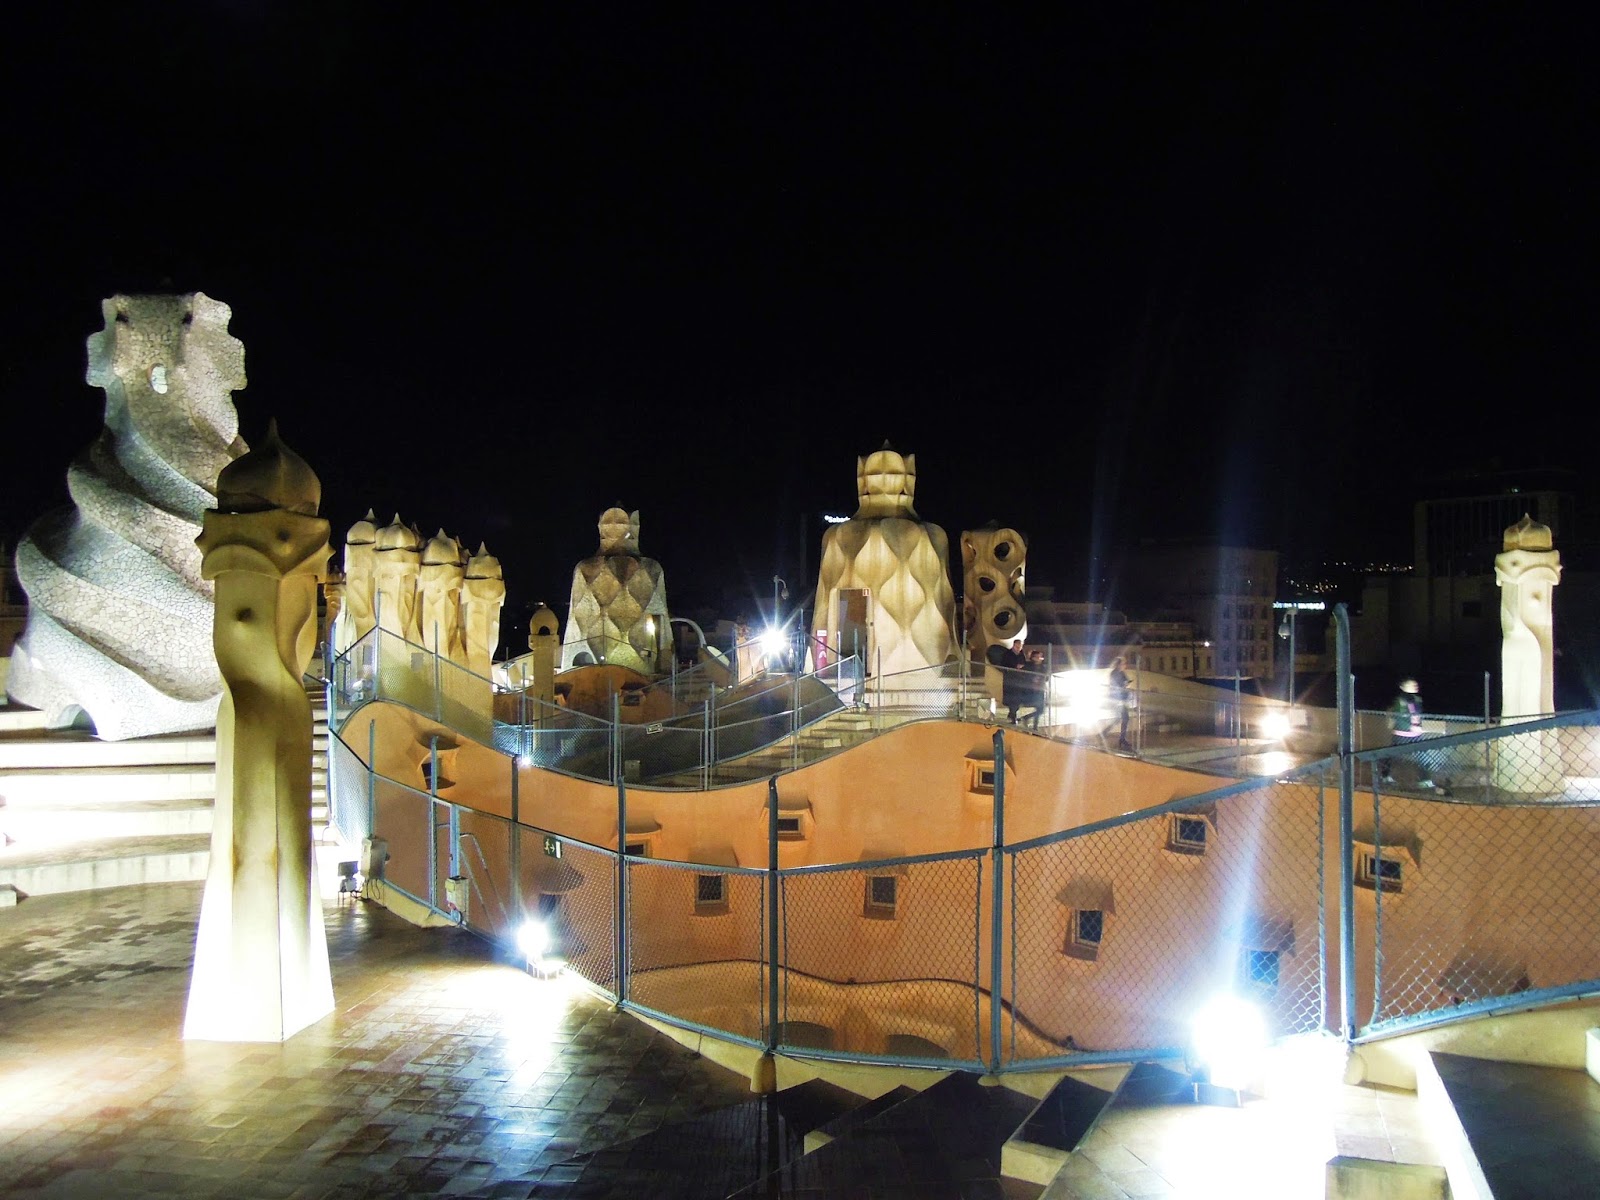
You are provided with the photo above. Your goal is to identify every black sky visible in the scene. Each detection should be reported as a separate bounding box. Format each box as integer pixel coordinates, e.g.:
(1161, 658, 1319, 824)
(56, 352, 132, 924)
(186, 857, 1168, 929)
(4, 5, 1596, 626)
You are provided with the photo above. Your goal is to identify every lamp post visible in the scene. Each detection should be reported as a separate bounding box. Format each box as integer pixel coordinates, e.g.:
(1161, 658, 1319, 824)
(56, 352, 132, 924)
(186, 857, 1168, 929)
(1277, 611, 1296, 705)
(1273, 600, 1325, 707)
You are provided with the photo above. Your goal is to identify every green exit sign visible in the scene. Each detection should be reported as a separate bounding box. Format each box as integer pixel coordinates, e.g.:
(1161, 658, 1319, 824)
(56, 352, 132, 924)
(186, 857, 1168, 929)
(543, 836, 561, 859)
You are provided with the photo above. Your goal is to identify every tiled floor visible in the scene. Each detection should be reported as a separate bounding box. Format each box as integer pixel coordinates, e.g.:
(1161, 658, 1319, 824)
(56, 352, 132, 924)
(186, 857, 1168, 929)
(0, 883, 1052, 1199)
(0, 882, 1453, 1199)
(0, 883, 760, 1198)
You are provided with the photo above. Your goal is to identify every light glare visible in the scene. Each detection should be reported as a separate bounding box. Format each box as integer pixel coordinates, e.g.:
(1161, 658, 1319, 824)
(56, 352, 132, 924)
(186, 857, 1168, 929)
(1260, 712, 1291, 740)
(1191, 993, 1269, 1091)
(518, 919, 549, 962)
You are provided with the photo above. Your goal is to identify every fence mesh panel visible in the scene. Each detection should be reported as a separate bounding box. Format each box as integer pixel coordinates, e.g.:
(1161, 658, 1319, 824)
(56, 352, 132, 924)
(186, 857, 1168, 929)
(518, 831, 618, 996)
(1361, 732, 1600, 1032)
(328, 630, 379, 733)
(370, 776, 435, 907)
(626, 859, 767, 1043)
(778, 855, 984, 1062)
(457, 810, 515, 941)
(617, 720, 706, 784)
(1007, 776, 1327, 1063)
(326, 732, 372, 850)
(1359, 718, 1600, 804)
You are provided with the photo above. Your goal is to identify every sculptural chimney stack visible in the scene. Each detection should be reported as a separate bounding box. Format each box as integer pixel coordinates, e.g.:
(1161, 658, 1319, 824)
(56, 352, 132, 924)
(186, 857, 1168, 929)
(1494, 514, 1562, 793)
(184, 421, 334, 1042)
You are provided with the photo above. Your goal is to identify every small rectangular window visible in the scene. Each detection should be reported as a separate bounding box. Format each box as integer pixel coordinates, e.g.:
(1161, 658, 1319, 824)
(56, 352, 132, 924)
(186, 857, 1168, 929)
(1357, 851, 1403, 893)
(968, 763, 996, 795)
(863, 875, 898, 918)
(1241, 948, 1280, 991)
(1167, 814, 1208, 855)
(695, 873, 728, 913)
(1074, 909, 1103, 947)
(776, 816, 804, 840)
(624, 840, 650, 858)
(1062, 908, 1105, 961)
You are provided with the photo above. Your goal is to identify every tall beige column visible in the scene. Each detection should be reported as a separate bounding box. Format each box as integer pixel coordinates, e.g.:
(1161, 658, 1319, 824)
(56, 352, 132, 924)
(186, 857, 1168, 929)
(1494, 514, 1562, 792)
(462, 543, 506, 678)
(373, 514, 422, 646)
(527, 603, 559, 712)
(419, 529, 467, 665)
(184, 421, 333, 1042)
(337, 509, 378, 653)
(322, 563, 345, 658)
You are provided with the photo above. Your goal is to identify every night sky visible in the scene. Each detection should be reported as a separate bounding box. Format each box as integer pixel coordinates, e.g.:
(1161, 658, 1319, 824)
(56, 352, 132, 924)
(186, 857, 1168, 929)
(4, 6, 1596, 631)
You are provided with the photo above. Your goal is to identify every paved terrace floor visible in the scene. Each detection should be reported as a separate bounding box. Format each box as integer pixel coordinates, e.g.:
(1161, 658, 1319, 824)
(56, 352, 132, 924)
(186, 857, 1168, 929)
(0, 882, 1447, 1198)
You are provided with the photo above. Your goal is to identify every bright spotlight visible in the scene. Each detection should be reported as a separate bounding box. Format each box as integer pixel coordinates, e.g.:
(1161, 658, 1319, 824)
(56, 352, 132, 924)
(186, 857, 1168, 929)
(1191, 993, 1269, 1092)
(1260, 711, 1291, 741)
(517, 919, 549, 963)
(759, 627, 786, 660)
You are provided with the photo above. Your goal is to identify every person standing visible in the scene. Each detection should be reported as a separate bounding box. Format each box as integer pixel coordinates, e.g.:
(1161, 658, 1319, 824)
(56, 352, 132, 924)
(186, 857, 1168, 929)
(999, 638, 1025, 721)
(1381, 678, 1446, 792)
(1023, 648, 1049, 730)
(1108, 656, 1132, 750)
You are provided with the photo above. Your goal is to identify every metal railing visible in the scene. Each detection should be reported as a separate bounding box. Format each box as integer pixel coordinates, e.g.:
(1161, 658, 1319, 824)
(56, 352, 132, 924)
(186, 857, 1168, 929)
(324, 607, 1600, 1070)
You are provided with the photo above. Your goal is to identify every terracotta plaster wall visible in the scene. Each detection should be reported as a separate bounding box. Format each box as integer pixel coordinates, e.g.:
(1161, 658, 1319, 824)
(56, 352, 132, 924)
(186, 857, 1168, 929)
(340, 702, 1600, 1054)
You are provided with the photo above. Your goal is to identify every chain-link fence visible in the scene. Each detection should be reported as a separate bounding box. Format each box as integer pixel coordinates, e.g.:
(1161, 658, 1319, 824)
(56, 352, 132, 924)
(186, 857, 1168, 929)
(1353, 717, 1600, 1036)
(624, 856, 768, 1045)
(326, 730, 372, 851)
(456, 809, 515, 941)
(777, 852, 986, 1066)
(326, 622, 1600, 1070)
(1006, 773, 1328, 1067)
(369, 775, 435, 909)
(518, 831, 619, 996)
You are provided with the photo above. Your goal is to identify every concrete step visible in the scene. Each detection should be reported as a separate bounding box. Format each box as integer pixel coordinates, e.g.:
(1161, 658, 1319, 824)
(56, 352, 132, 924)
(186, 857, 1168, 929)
(801, 1085, 917, 1153)
(0, 733, 217, 770)
(0, 707, 50, 733)
(730, 1072, 1039, 1198)
(0, 763, 216, 805)
(1002, 1070, 1123, 1186)
(1, 796, 214, 843)
(1421, 1050, 1600, 1199)
(0, 832, 211, 896)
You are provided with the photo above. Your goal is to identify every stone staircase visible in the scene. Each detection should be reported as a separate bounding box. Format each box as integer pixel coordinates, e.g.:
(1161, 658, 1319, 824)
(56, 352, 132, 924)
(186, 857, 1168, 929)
(1414, 1033, 1600, 1199)
(0, 678, 337, 902)
(519, 1064, 1129, 1198)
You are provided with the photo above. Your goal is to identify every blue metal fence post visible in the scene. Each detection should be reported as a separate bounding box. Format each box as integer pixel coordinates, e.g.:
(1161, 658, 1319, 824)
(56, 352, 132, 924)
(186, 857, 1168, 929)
(767, 777, 780, 1053)
(990, 728, 1005, 1073)
(1335, 603, 1357, 1041)
(611, 692, 622, 785)
(510, 752, 521, 930)
(428, 734, 439, 909)
(617, 764, 629, 1006)
(366, 720, 376, 840)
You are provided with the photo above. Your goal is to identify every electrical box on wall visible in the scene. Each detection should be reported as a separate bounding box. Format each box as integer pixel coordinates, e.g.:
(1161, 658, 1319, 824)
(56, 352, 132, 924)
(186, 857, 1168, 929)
(445, 875, 470, 921)
(361, 837, 389, 879)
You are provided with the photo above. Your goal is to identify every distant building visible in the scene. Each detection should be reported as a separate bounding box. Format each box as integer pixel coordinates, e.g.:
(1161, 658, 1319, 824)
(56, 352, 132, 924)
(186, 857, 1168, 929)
(1350, 466, 1599, 712)
(1020, 594, 1217, 678)
(1117, 542, 1280, 682)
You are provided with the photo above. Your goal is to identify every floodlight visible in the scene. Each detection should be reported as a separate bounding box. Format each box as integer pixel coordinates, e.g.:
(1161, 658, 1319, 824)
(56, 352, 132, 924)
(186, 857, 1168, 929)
(1190, 993, 1268, 1092)
(518, 919, 549, 964)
